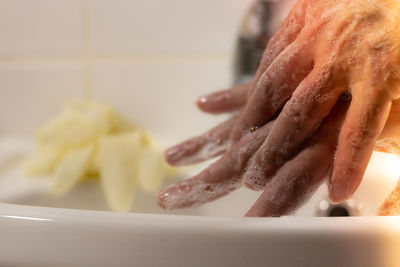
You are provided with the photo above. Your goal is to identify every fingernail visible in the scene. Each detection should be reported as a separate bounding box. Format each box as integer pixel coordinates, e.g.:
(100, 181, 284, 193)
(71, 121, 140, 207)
(329, 184, 348, 204)
(156, 190, 169, 209)
(165, 148, 178, 165)
(197, 96, 209, 104)
(165, 145, 178, 157)
(156, 184, 179, 210)
(197, 91, 225, 106)
(196, 95, 214, 108)
(196, 95, 217, 113)
(165, 145, 184, 165)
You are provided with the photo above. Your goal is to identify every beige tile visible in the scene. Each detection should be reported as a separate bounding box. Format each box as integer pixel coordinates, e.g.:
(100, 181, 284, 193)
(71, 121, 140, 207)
(91, 0, 249, 56)
(0, 0, 85, 58)
(0, 62, 84, 136)
(92, 59, 233, 144)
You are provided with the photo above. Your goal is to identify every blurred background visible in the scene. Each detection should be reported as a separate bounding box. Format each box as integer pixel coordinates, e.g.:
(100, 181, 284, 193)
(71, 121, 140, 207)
(0, 0, 252, 142)
(0, 0, 267, 215)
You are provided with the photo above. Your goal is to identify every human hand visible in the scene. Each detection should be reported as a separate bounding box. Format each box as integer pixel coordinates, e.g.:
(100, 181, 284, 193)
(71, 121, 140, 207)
(158, 0, 400, 216)
(158, 84, 349, 216)
(158, 88, 399, 216)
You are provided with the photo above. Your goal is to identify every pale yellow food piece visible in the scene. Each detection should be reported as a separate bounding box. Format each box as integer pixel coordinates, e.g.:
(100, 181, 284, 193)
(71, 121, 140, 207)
(137, 147, 166, 193)
(52, 145, 94, 195)
(23, 100, 175, 212)
(37, 103, 107, 148)
(109, 111, 136, 133)
(96, 132, 143, 212)
(141, 132, 179, 177)
(22, 147, 66, 176)
(36, 100, 135, 149)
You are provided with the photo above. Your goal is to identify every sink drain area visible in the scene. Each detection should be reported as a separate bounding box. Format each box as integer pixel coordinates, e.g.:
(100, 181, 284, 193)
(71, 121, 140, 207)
(315, 198, 362, 217)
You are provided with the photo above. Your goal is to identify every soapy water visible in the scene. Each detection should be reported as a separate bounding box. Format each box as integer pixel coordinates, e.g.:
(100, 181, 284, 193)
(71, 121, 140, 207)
(158, 121, 275, 209)
(165, 116, 238, 166)
(167, 138, 228, 167)
(158, 176, 242, 210)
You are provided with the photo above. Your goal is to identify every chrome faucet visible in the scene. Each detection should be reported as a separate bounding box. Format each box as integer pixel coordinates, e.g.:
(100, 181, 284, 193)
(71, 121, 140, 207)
(233, 0, 296, 85)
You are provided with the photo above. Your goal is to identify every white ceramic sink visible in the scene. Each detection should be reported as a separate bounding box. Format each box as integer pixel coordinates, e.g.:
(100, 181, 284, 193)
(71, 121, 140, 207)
(1, 80, 400, 267)
(0, 203, 400, 267)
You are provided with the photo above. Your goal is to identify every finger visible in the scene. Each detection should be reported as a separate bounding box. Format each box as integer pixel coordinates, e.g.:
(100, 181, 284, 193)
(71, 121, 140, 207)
(200, 0, 307, 115)
(375, 99, 400, 154)
(230, 34, 315, 143)
(250, 0, 307, 95)
(196, 83, 250, 114)
(157, 121, 274, 210)
(329, 88, 392, 203)
(378, 177, 400, 216)
(165, 115, 239, 166)
(242, 66, 344, 190)
(246, 99, 349, 217)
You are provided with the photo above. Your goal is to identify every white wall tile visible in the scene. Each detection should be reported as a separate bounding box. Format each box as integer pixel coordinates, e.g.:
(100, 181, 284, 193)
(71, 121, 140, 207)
(0, 0, 252, 142)
(91, 0, 251, 56)
(92, 59, 233, 144)
(0, 62, 84, 136)
(0, 0, 85, 58)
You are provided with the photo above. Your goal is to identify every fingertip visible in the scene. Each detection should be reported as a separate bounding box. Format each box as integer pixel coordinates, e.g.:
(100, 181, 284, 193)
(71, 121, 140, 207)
(156, 189, 168, 210)
(156, 183, 180, 210)
(328, 182, 349, 204)
(164, 138, 203, 166)
(241, 167, 269, 191)
(156, 194, 167, 210)
(165, 146, 181, 166)
(245, 203, 268, 217)
(196, 95, 220, 114)
(241, 179, 260, 191)
(244, 209, 256, 217)
(196, 96, 208, 109)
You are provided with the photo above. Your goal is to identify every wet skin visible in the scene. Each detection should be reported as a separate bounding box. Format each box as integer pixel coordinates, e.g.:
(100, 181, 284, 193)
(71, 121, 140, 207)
(158, 0, 400, 216)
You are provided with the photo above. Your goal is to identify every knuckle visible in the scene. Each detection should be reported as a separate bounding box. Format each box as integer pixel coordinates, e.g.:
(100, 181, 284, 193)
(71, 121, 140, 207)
(284, 99, 305, 124)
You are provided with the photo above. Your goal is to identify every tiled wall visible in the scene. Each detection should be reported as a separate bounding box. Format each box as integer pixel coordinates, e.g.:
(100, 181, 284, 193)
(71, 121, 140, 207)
(0, 0, 251, 139)
(0, 0, 249, 58)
